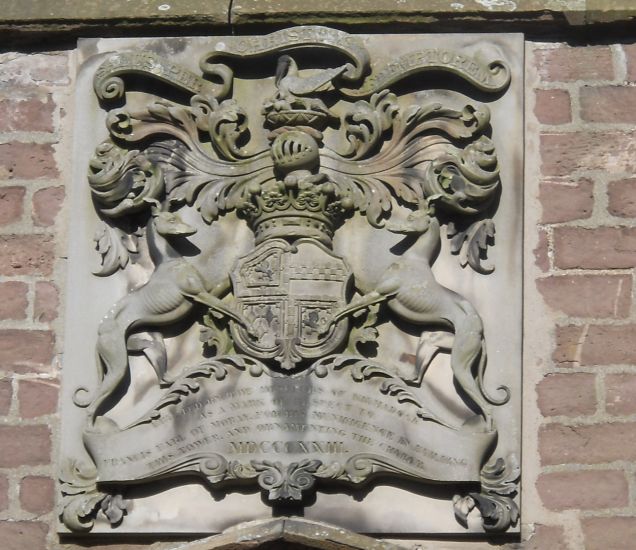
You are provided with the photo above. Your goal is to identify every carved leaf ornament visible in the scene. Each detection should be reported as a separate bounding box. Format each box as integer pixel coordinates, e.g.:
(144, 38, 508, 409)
(62, 27, 519, 535)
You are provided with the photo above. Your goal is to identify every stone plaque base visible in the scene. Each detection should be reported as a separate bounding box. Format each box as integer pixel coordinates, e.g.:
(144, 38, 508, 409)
(179, 517, 405, 550)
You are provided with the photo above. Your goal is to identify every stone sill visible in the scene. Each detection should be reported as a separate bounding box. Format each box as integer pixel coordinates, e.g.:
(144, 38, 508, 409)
(1, 0, 635, 42)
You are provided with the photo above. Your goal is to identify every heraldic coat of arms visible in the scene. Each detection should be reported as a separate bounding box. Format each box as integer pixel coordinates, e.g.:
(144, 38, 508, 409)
(59, 28, 522, 536)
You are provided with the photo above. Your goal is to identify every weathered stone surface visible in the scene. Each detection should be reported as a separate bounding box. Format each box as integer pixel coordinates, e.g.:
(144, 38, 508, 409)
(537, 470, 629, 510)
(534, 45, 614, 82)
(0, 143, 58, 180)
(0, 96, 54, 132)
(0, 521, 47, 550)
(0, 378, 11, 416)
(537, 274, 631, 318)
(3, 1, 636, 39)
(33, 281, 59, 323)
(581, 85, 636, 123)
(552, 324, 585, 367)
(0, 425, 51, 467)
(539, 179, 593, 223)
(536, 372, 597, 417)
(605, 373, 636, 415)
(32, 186, 64, 227)
(608, 177, 636, 218)
(0, 329, 55, 373)
(18, 379, 58, 418)
(540, 422, 636, 465)
(581, 324, 636, 365)
(178, 518, 406, 550)
(534, 228, 550, 272)
(0, 281, 28, 321)
(0, 474, 7, 512)
(534, 89, 572, 125)
(553, 227, 636, 269)
(19, 476, 54, 515)
(0, 235, 55, 277)
(583, 516, 636, 550)
(0, 187, 25, 226)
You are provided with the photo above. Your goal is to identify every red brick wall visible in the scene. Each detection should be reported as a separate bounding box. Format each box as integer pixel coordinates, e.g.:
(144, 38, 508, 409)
(2, 40, 636, 549)
(0, 50, 71, 550)
(529, 42, 636, 550)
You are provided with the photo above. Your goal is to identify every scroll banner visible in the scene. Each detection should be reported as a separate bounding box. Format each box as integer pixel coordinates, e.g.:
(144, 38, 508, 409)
(84, 357, 496, 487)
(200, 26, 370, 82)
(93, 52, 229, 101)
(340, 48, 511, 97)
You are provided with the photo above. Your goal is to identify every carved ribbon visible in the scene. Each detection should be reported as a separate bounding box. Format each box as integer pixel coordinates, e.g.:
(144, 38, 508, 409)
(340, 48, 511, 97)
(93, 51, 232, 101)
(200, 26, 370, 83)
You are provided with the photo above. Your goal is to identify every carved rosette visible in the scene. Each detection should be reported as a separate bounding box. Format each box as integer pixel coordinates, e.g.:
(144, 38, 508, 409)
(63, 25, 520, 535)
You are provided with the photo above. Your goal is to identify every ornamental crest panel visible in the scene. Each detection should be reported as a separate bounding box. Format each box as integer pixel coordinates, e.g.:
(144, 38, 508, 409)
(59, 28, 523, 538)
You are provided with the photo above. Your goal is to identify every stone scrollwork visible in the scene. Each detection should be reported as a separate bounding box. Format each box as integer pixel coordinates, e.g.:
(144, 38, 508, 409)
(62, 26, 521, 536)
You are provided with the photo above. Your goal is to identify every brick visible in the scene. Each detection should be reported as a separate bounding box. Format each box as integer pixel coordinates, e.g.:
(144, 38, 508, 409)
(534, 89, 571, 125)
(540, 422, 636, 465)
(0, 521, 47, 550)
(0, 186, 25, 225)
(539, 179, 593, 223)
(553, 226, 636, 270)
(18, 379, 58, 418)
(0, 474, 7, 512)
(537, 470, 628, 510)
(0, 281, 28, 320)
(583, 517, 636, 550)
(19, 476, 54, 515)
(606, 374, 636, 416)
(0, 143, 58, 180)
(581, 86, 636, 123)
(0, 378, 10, 415)
(0, 96, 54, 133)
(537, 274, 631, 318)
(0, 425, 50, 467)
(553, 324, 585, 367)
(32, 185, 64, 227)
(581, 324, 636, 365)
(527, 525, 567, 550)
(608, 178, 636, 218)
(534, 228, 550, 273)
(34, 281, 59, 322)
(537, 372, 597, 417)
(541, 132, 636, 178)
(623, 43, 636, 82)
(534, 46, 614, 82)
(0, 234, 55, 276)
(0, 51, 69, 89)
(0, 329, 55, 373)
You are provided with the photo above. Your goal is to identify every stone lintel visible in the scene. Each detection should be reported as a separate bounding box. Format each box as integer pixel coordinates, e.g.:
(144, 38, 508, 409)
(2, 1, 636, 42)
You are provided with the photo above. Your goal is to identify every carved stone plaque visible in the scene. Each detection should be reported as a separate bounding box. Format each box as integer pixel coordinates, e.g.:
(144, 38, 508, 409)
(60, 29, 523, 537)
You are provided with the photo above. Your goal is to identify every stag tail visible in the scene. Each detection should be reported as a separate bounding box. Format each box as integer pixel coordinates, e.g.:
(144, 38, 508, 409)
(476, 341, 510, 405)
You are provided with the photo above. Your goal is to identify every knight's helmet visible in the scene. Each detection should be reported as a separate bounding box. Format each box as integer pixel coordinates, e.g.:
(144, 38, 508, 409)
(238, 67, 353, 247)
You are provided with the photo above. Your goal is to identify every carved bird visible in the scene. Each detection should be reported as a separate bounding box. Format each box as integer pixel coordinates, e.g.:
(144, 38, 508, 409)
(274, 55, 348, 99)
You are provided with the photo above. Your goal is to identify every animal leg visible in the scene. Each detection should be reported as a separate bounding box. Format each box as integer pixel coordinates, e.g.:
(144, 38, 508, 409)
(87, 315, 130, 423)
(408, 331, 454, 386)
(447, 299, 494, 429)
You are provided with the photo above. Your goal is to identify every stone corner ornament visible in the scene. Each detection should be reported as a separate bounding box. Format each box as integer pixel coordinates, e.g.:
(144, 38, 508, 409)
(59, 27, 523, 537)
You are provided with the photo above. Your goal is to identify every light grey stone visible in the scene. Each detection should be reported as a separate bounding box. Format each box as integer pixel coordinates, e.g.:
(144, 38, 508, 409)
(59, 28, 523, 538)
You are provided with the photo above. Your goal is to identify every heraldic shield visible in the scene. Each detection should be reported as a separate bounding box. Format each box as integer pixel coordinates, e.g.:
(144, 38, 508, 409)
(230, 238, 352, 370)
